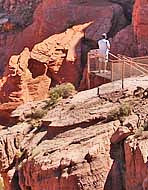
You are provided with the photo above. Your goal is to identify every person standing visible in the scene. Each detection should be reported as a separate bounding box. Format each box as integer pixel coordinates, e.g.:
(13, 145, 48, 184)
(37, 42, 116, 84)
(97, 33, 110, 72)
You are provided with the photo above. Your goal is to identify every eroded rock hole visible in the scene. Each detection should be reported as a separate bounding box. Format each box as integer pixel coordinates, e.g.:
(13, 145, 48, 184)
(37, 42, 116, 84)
(28, 59, 47, 78)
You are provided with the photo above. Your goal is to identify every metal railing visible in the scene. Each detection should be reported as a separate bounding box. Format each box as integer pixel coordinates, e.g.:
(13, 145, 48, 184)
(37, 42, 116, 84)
(87, 50, 148, 89)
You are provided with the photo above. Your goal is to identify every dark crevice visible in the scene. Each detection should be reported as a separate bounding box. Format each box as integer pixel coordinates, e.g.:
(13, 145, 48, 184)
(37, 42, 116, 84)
(46, 68, 61, 87)
(81, 37, 97, 69)
(26, 187, 32, 190)
(107, 6, 129, 39)
(11, 170, 22, 190)
(28, 59, 47, 78)
(42, 116, 106, 141)
(104, 141, 126, 190)
(79, 36, 97, 84)
(6, 158, 16, 172)
(4, 138, 10, 164)
(84, 152, 93, 163)
(109, 0, 135, 22)
(14, 137, 19, 150)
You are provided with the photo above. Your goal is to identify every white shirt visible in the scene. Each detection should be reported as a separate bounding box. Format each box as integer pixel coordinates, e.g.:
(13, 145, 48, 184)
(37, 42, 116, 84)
(98, 39, 110, 55)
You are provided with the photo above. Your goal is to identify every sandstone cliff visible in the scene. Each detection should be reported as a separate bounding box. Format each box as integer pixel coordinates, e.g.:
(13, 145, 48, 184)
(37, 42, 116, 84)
(0, 0, 128, 75)
(0, 0, 128, 105)
(111, 0, 148, 56)
(0, 0, 148, 189)
(133, 0, 148, 55)
(0, 76, 147, 190)
(0, 0, 147, 100)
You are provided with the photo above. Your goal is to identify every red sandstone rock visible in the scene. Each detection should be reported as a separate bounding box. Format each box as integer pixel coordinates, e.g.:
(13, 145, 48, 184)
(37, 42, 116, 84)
(0, 0, 127, 75)
(0, 102, 21, 126)
(0, 88, 120, 190)
(0, 78, 147, 189)
(111, 25, 138, 57)
(112, 0, 148, 56)
(124, 137, 148, 190)
(18, 122, 116, 190)
(0, 48, 51, 104)
(133, 0, 148, 55)
(30, 24, 89, 88)
(110, 126, 133, 144)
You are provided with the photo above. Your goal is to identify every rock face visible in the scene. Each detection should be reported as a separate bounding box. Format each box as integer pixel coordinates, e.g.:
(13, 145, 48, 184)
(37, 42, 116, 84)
(0, 0, 128, 74)
(110, 0, 135, 21)
(0, 47, 51, 104)
(0, 77, 147, 190)
(0, 0, 128, 104)
(110, 25, 138, 57)
(111, 0, 148, 56)
(0, 1, 148, 189)
(124, 138, 148, 190)
(133, 0, 148, 55)
(0, 24, 87, 107)
(0, 89, 118, 190)
(18, 122, 115, 190)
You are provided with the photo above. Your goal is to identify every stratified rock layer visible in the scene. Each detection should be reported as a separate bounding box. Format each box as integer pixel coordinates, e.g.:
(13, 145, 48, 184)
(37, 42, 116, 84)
(0, 47, 51, 103)
(0, 76, 147, 190)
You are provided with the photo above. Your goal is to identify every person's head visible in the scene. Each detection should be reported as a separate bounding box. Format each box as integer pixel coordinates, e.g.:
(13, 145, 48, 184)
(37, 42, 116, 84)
(102, 33, 107, 39)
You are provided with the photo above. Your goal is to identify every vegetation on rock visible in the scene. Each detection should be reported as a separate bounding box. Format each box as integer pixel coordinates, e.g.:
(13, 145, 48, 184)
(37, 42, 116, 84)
(49, 83, 76, 102)
(107, 102, 132, 122)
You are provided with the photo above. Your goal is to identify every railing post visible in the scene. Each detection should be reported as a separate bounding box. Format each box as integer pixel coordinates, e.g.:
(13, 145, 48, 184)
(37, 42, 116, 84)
(111, 60, 113, 82)
(87, 52, 90, 89)
(121, 60, 125, 89)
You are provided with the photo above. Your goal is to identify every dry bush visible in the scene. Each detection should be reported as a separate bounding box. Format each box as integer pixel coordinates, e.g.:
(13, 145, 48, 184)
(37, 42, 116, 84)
(107, 102, 132, 122)
(119, 102, 132, 117)
(49, 83, 76, 102)
(31, 109, 47, 119)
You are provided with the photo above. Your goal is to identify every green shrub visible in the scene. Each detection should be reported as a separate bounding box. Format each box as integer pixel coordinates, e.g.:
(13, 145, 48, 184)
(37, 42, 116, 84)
(107, 102, 132, 122)
(22, 83, 75, 123)
(119, 103, 131, 117)
(49, 83, 76, 102)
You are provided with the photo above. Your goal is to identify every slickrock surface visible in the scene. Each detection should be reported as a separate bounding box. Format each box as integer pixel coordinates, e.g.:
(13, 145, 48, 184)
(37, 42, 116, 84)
(0, 0, 147, 102)
(0, 76, 147, 189)
(19, 121, 116, 190)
